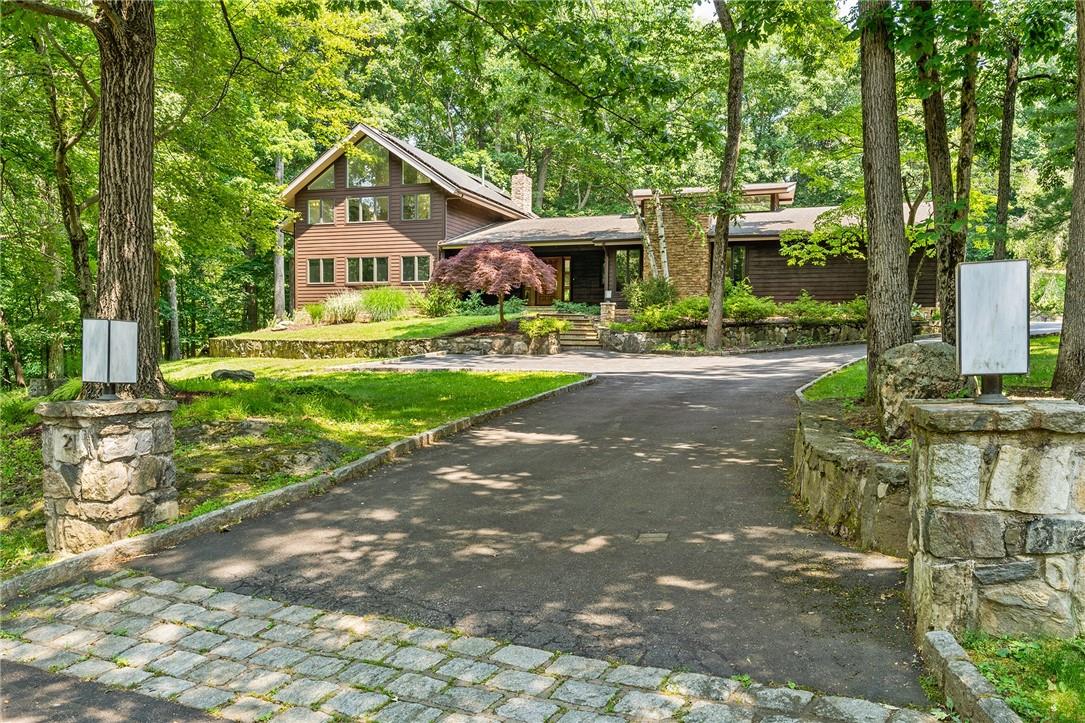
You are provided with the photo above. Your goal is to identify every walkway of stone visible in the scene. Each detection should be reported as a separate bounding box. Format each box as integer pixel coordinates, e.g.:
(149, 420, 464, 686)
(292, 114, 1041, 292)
(2, 569, 936, 723)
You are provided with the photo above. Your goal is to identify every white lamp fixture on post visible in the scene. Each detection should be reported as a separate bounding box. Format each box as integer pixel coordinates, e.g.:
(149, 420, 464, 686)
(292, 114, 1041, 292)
(81, 318, 138, 399)
(956, 259, 1030, 405)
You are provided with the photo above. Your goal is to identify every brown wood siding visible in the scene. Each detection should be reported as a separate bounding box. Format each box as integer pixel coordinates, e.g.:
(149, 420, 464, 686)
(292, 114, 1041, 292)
(293, 150, 450, 307)
(734, 240, 937, 305)
(446, 198, 504, 241)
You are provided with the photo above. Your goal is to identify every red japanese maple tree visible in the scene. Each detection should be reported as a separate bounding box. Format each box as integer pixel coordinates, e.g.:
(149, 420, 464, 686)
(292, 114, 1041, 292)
(432, 243, 556, 326)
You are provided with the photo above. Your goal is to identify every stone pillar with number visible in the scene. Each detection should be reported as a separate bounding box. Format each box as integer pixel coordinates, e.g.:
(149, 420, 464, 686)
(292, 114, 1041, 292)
(908, 399, 1085, 640)
(36, 399, 179, 554)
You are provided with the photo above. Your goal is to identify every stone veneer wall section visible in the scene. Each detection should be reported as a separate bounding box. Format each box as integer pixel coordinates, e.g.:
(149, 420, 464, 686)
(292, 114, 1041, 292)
(792, 400, 910, 557)
(641, 197, 710, 297)
(600, 321, 867, 353)
(908, 400, 1085, 639)
(35, 399, 179, 554)
(209, 332, 560, 360)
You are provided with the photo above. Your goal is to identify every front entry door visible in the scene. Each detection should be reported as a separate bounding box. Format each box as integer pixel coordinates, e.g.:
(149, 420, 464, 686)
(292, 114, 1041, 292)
(531, 256, 565, 305)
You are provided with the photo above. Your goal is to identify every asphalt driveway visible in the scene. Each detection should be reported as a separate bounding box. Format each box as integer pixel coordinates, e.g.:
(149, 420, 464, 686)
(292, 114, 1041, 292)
(124, 346, 928, 706)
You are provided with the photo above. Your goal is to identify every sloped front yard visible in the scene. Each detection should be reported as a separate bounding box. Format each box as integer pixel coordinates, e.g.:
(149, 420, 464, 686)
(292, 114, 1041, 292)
(0, 358, 581, 579)
(224, 314, 521, 342)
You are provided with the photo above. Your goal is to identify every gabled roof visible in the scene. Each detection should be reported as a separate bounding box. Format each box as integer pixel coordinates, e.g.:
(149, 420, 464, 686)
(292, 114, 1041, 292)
(443, 214, 642, 247)
(280, 123, 535, 223)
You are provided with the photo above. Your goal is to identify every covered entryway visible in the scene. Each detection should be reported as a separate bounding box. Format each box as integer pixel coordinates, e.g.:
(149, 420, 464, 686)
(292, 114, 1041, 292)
(529, 256, 570, 305)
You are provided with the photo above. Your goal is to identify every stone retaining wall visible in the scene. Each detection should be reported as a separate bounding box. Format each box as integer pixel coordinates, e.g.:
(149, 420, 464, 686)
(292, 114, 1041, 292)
(600, 321, 864, 353)
(209, 332, 560, 359)
(792, 400, 910, 557)
(908, 400, 1085, 639)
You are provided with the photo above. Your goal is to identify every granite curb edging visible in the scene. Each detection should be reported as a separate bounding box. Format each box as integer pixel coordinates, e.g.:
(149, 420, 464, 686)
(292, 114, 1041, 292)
(920, 631, 1022, 723)
(1, 374, 598, 602)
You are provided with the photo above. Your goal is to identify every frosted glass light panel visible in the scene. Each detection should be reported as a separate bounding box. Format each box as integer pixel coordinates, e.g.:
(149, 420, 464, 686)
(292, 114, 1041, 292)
(956, 260, 1029, 376)
(82, 319, 139, 383)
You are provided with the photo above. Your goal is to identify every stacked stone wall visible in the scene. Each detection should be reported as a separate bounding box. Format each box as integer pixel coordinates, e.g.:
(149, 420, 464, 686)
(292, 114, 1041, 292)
(36, 399, 179, 554)
(908, 400, 1085, 639)
(209, 332, 560, 360)
(641, 198, 710, 298)
(792, 400, 910, 557)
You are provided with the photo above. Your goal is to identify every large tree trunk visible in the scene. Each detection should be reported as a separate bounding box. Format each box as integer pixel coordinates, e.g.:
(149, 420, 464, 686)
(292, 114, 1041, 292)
(861, 0, 914, 406)
(1053, 0, 1085, 397)
(706, 0, 744, 351)
(0, 308, 27, 387)
(994, 40, 1020, 260)
(273, 155, 287, 319)
(90, 1, 166, 398)
(911, 0, 957, 346)
(167, 276, 181, 361)
(535, 147, 552, 212)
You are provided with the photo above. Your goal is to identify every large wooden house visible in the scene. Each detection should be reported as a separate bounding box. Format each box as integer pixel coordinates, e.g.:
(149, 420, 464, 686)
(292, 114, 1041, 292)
(281, 124, 935, 308)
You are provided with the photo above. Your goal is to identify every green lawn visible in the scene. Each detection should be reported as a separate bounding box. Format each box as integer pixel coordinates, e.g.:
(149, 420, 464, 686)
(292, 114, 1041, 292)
(227, 314, 522, 342)
(0, 359, 580, 579)
(962, 633, 1085, 722)
(804, 335, 1061, 402)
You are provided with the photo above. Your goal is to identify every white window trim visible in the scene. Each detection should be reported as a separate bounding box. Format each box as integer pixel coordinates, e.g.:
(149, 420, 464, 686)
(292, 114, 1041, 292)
(347, 195, 389, 223)
(400, 255, 432, 283)
(308, 258, 335, 285)
(346, 256, 390, 284)
(401, 192, 432, 222)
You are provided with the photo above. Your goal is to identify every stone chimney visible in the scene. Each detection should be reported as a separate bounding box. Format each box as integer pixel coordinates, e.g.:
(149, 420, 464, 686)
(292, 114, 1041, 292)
(510, 169, 532, 214)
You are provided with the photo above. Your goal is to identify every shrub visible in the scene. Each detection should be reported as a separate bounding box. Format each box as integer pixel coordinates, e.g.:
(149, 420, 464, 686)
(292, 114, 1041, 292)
(839, 295, 868, 322)
(504, 296, 525, 316)
(552, 301, 600, 316)
(303, 302, 325, 325)
(626, 277, 678, 313)
(362, 287, 409, 321)
(634, 295, 710, 331)
(520, 316, 570, 338)
(723, 280, 776, 322)
(778, 290, 842, 324)
(457, 291, 490, 315)
(415, 284, 460, 317)
(323, 291, 365, 324)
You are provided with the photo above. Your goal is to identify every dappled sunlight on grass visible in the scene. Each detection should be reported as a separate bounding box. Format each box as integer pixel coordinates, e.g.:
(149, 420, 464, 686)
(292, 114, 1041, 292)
(226, 314, 523, 342)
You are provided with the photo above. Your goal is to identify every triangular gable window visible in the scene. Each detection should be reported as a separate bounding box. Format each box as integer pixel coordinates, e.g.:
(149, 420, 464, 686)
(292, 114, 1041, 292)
(308, 166, 334, 191)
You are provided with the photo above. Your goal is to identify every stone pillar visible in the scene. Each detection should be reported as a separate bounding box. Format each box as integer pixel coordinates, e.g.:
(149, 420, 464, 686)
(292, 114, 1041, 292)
(599, 302, 616, 326)
(36, 399, 179, 554)
(908, 400, 1085, 640)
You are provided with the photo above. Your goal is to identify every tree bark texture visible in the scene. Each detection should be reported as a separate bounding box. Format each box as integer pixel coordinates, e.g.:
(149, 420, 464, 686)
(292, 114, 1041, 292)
(274, 155, 286, 319)
(0, 308, 27, 387)
(861, 0, 914, 406)
(1053, 0, 1085, 396)
(535, 147, 551, 212)
(90, 1, 166, 398)
(167, 276, 181, 361)
(911, 0, 959, 346)
(706, 0, 744, 351)
(994, 40, 1020, 260)
(653, 191, 670, 279)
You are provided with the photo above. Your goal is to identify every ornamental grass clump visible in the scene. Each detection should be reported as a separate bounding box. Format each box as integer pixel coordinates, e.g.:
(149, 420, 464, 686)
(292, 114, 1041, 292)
(303, 302, 325, 325)
(323, 291, 366, 324)
(362, 287, 409, 321)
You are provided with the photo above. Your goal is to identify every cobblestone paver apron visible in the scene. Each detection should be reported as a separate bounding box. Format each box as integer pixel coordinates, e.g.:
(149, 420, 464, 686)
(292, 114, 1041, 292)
(2, 570, 938, 722)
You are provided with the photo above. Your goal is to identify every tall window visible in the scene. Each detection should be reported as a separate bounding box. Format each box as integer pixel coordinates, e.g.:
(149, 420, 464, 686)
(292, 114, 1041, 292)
(728, 246, 747, 283)
(307, 199, 334, 225)
(308, 166, 334, 190)
(347, 196, 389, 223)
(401, 256, 431, 282)
(402, 163, 431, 185)
(347, 137, 389, 187)
(402, 193, 431, 221)
(615, 248, 642, 291)
(308, 258, 334, 284)
(347, 257, 389, 284)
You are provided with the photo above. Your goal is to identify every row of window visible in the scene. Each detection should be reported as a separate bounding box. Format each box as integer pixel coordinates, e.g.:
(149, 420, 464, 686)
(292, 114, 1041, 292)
(307, 193, 431, 226)
(307, 138, 430, 191)
(307, 256, 431, 285)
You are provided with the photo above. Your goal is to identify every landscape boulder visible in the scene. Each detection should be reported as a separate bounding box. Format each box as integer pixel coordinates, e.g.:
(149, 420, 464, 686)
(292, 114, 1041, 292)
(211, 369, 256, 382)
(874, 342, 975, 439)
